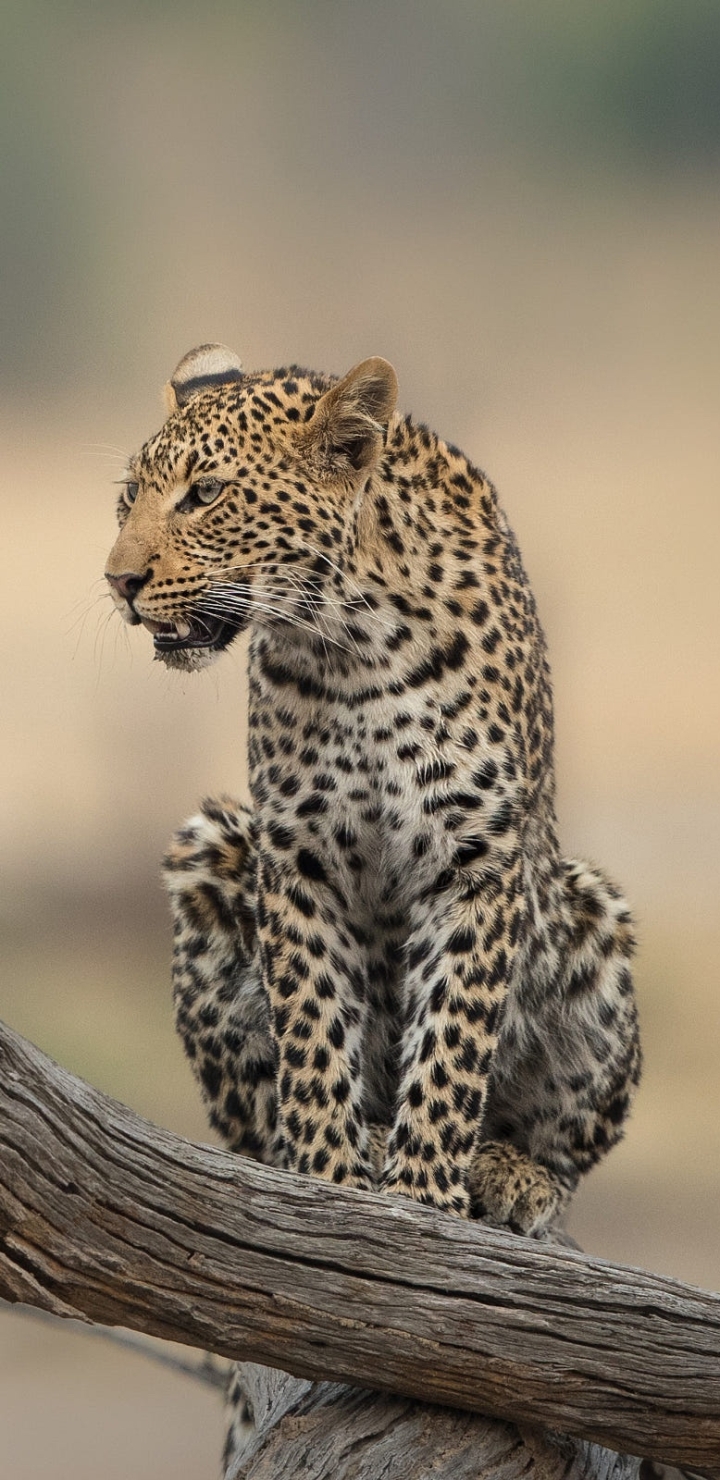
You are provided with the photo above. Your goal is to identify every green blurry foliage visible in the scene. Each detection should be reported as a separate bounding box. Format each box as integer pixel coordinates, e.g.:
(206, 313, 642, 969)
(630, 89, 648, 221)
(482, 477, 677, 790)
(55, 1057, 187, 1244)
(508, 0, 720, 164)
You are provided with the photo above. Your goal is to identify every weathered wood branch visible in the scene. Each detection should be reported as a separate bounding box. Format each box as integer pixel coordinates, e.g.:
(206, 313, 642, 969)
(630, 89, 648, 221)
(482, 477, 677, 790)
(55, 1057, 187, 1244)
(0, 1017, 718, 1471)
(225, 1363, 645, 1480)
(5, 1300, 641, 1480)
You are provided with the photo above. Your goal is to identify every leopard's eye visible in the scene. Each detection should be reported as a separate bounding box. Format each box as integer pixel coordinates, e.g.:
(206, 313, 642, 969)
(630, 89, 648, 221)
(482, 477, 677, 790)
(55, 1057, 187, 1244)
(123, 481, 139, 506)
(175, 477, 226, 514)
(191, 478, 225, 505)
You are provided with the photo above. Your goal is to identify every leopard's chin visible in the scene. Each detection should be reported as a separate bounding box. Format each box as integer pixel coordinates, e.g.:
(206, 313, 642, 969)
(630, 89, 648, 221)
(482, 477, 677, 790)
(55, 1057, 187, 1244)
(153, 643, 221, 673)
(141, 613, 246, 670)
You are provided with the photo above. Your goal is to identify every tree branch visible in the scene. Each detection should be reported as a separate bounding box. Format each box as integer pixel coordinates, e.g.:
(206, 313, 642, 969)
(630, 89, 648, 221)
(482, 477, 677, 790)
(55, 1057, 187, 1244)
(0, 1016, 718, 1471)
(225, 1363, 645, 1480)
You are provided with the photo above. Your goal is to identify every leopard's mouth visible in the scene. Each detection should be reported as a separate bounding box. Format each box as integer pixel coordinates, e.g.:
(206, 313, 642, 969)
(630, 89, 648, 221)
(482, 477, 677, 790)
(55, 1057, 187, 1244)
(141, 613, 245, 654)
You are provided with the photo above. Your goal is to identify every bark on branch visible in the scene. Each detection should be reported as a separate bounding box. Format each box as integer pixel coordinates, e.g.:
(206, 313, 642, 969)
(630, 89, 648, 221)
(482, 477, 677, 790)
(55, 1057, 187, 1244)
(0, 1017, 718, 1472)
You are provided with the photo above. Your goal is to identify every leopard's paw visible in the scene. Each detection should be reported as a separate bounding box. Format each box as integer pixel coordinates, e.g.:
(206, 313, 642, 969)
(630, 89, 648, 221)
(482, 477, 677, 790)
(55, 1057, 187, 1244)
(468, 1141, 566, 1236)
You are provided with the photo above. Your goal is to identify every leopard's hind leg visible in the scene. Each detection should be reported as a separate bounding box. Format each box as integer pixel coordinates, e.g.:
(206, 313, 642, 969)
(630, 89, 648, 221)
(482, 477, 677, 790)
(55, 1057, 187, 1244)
(164, 797, 280, 1480)
(163, 795, 278, 1162)
(471, 858, 641, 1235)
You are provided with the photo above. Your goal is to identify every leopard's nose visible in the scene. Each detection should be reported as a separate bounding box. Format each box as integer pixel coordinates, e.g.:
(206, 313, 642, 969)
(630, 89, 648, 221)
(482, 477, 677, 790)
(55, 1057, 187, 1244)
(106, 569, 151, 603)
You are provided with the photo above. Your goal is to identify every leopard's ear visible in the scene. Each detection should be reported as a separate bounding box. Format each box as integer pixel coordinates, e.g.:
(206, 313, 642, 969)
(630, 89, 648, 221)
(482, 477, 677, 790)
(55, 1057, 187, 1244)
(164, 344, 243, 413)
(301, 357, 398, 473)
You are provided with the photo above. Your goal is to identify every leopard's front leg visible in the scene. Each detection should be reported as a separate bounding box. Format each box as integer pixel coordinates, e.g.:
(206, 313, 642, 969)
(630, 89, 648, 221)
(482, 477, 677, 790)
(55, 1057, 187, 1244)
(257, 838, 374, 1189)
(382, 848, 524, 1216)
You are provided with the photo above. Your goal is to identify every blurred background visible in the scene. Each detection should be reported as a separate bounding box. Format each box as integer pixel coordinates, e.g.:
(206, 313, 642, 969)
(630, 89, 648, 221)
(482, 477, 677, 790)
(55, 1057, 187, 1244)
(1, 1, 719, 1474)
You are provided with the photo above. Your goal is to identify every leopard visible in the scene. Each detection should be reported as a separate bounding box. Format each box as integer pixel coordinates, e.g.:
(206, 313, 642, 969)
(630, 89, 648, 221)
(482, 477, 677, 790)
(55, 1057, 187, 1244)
(105, 341, 640, 1234)
(105, 343, 641, 1473)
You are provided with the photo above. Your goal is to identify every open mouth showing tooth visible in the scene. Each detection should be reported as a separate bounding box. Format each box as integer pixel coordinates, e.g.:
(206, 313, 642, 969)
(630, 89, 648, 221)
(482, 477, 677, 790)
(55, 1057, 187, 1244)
(141, 615, 241, 652)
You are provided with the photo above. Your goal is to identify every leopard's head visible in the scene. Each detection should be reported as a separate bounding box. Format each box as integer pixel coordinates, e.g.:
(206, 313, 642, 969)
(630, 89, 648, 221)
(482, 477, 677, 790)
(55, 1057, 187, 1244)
(105, 344, 398, 670)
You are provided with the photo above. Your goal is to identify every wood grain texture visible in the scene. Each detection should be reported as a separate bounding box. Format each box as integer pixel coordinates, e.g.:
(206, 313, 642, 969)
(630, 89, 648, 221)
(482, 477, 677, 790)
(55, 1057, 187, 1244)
(0, 1017, 718, 1470)
(228, 1364, 643, 1480)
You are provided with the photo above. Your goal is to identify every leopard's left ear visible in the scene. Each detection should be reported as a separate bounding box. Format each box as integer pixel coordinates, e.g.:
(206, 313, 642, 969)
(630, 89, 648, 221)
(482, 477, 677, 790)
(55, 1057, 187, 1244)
(164, 344, 243, 413)
(301, 357, 398, 473)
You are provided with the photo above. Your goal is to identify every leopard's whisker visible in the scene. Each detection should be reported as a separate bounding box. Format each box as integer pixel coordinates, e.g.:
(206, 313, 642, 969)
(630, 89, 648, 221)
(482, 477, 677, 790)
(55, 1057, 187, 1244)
(292, 541, 394, 632)
(81, 442, 130, 463)
(207, 580, 360, 649)
(213, 564, 366, 613)
(209, 569, 373, 656)
(198, 591, 353, 652)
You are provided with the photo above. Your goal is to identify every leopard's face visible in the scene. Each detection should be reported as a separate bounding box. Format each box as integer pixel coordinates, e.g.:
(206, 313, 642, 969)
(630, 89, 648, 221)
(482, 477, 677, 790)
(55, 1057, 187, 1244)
(105, 350, 397, 672)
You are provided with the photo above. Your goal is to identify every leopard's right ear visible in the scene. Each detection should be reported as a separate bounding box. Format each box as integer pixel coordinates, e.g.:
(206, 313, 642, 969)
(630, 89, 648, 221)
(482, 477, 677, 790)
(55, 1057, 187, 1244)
(164, 344, 244, 413)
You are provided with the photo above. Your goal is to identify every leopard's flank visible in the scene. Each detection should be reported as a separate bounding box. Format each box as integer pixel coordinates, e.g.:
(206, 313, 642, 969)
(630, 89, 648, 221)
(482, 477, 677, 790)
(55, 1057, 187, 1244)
(106, 343, 641, 1231)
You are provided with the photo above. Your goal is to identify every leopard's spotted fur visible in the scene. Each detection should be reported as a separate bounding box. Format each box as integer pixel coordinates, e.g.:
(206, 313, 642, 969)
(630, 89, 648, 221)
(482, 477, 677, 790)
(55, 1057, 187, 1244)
(106, 345, 641, 1232)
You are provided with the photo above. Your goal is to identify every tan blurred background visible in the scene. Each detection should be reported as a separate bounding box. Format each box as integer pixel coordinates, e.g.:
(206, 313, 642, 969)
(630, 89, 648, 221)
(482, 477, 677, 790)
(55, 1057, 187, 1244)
(1, 2, 719, 1475)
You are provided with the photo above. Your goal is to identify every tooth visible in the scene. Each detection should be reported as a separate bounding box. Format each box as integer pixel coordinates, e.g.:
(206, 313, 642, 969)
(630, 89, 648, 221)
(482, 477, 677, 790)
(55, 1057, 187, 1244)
(175, 620, 191, 639)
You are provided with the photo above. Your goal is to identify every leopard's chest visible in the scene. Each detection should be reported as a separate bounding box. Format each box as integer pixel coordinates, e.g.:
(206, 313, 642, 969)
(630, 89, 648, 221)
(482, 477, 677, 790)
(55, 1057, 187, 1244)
(248, 668, 464, 915)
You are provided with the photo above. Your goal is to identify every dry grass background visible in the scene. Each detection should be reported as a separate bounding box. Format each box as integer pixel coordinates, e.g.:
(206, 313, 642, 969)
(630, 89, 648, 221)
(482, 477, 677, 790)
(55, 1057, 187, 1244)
(1, 5, 719, 1475)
